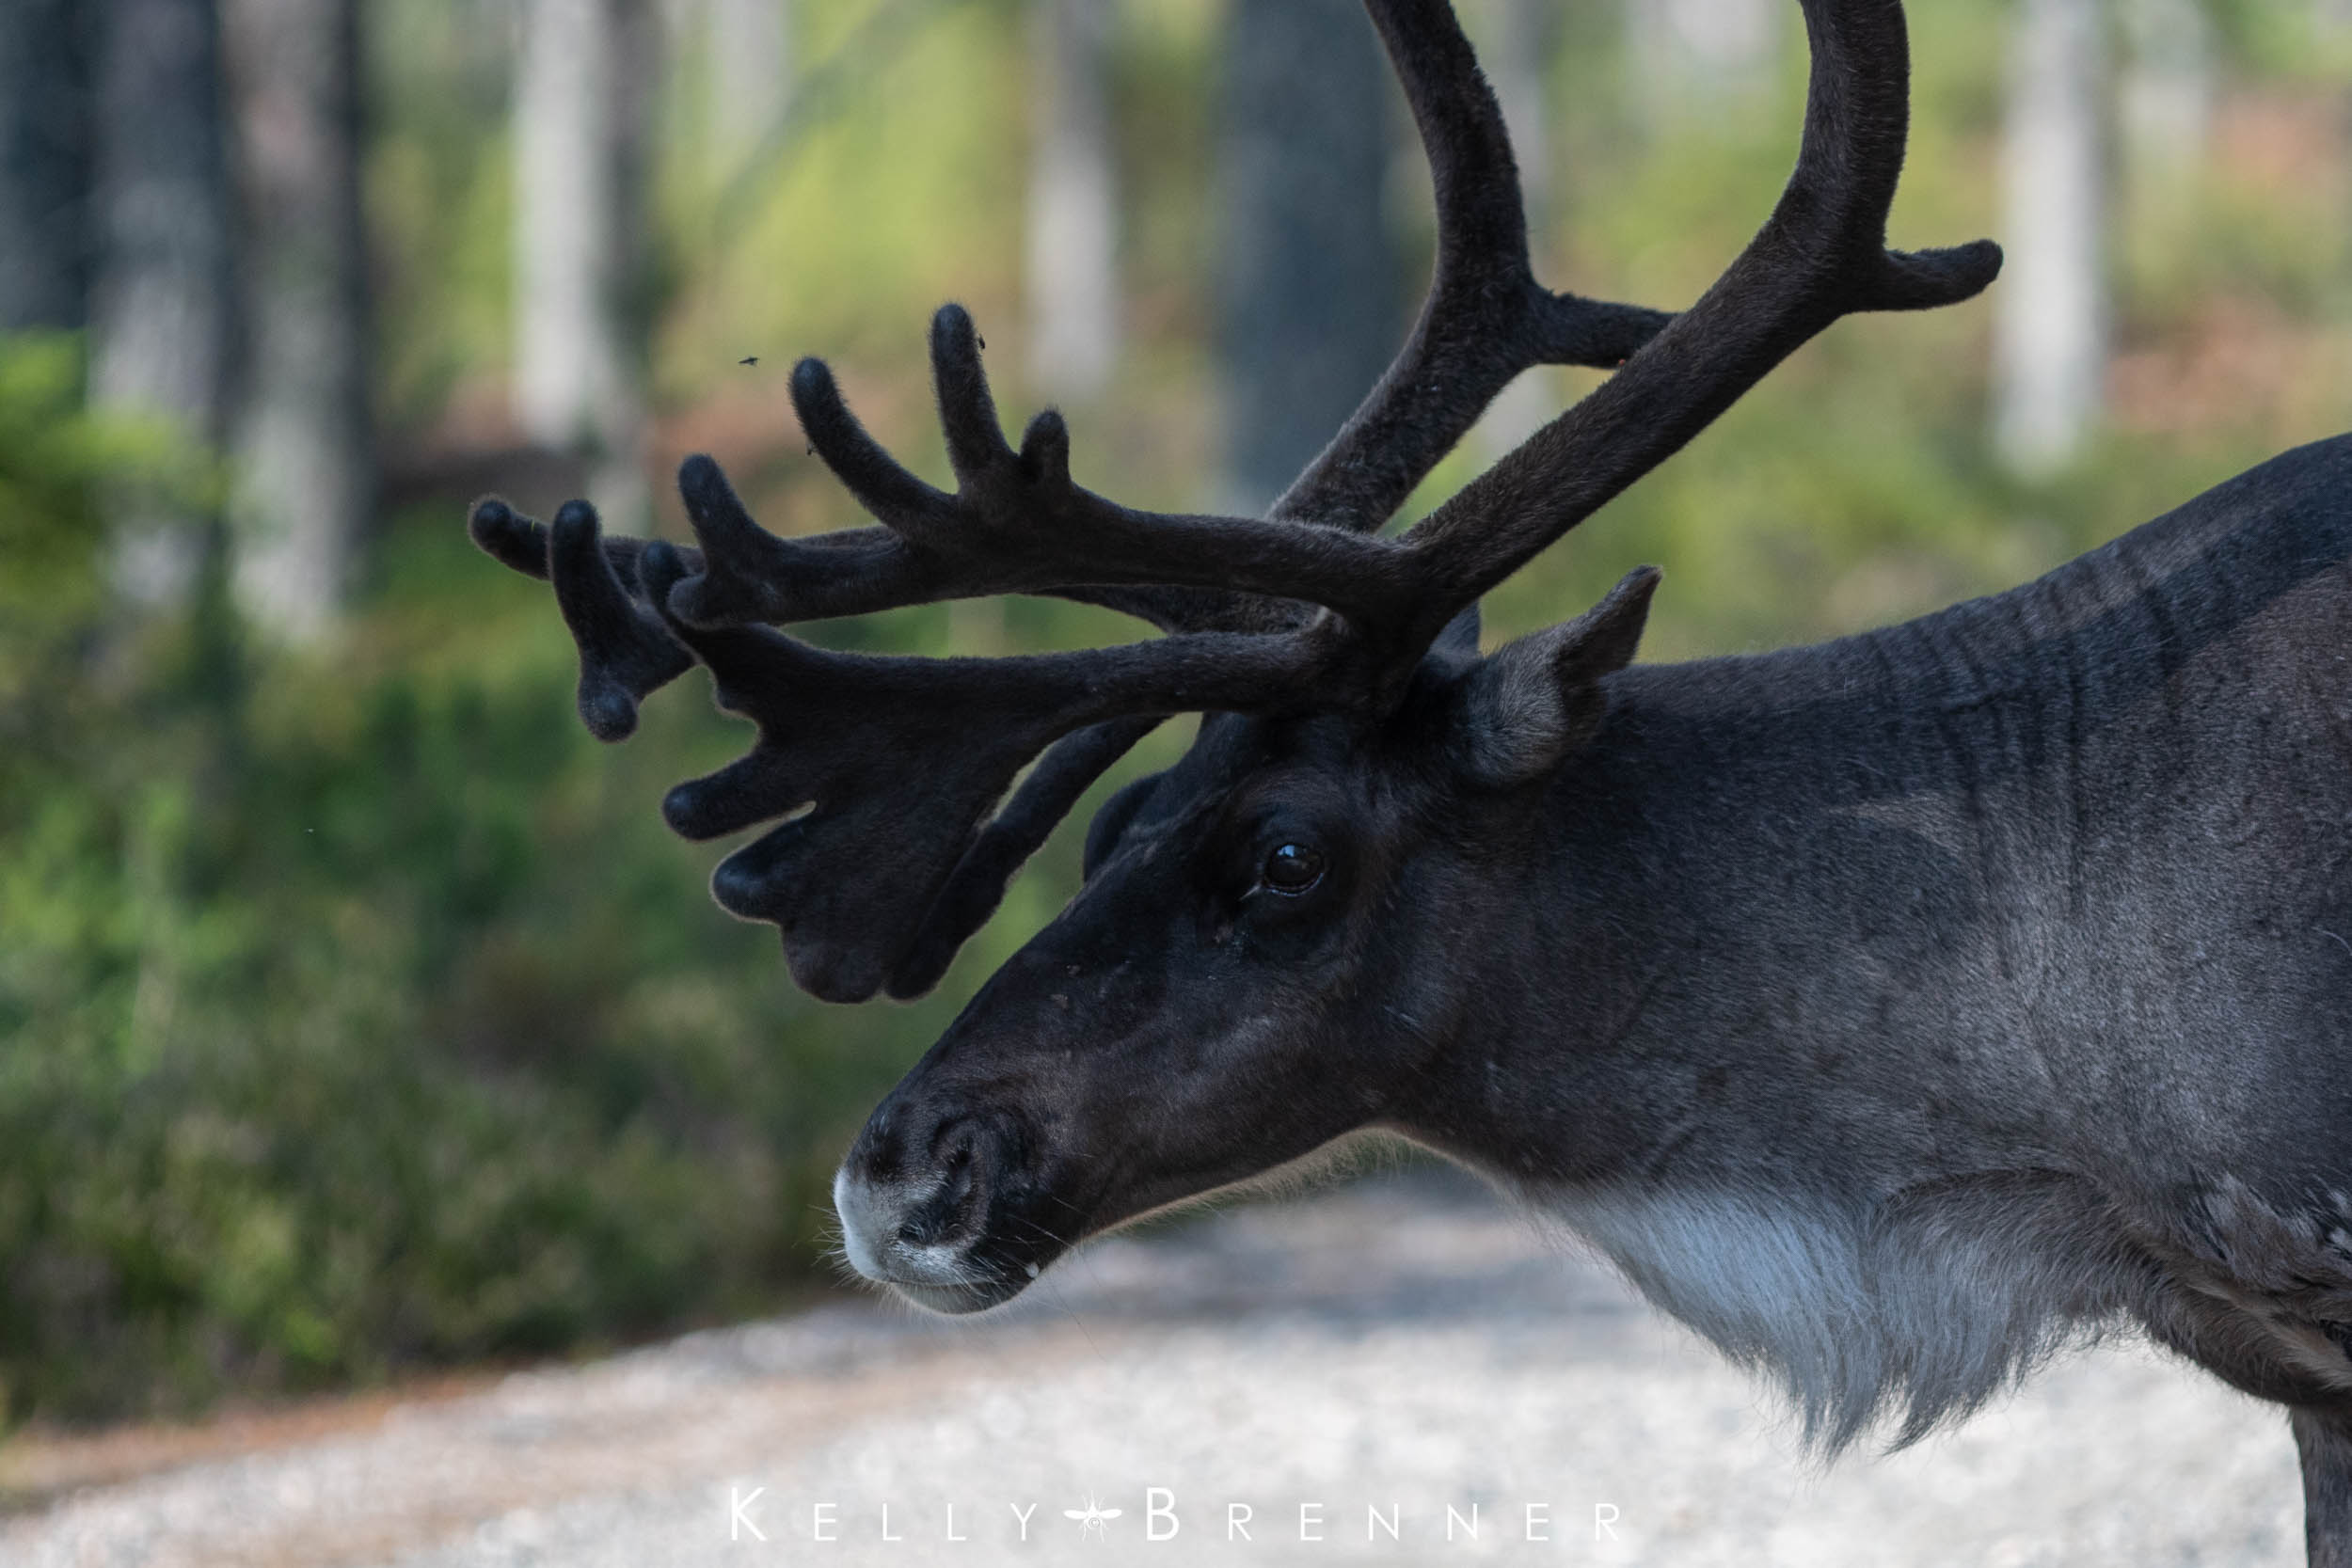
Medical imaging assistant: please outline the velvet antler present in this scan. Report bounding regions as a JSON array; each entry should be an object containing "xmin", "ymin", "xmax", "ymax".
[{"xmin": 473, "ymin": 0, "xmax": 1995, "ymax": 1004}]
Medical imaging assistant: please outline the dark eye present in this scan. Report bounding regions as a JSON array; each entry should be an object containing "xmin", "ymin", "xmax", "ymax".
[{"xmin": 1260, "ymin": 842, "xmax": 1326, "ymax": 895}]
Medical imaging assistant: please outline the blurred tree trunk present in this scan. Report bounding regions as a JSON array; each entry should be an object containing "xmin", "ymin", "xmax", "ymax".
[
  {"xmin": 515, "ymin": 0, "xmax": 658, "ymax": 530},
  {"xmin": 1025, "ymin": 0, "xmax": 1119, "ymax": 402},
  {"xmin": 1622, "ymin": 0, "xmax": 1780, "ymax": 126},
  {"xmin": 87, "ymin": 0, "xmax": 236, "ymax": 610},
  {"xmin": 218, "ymin": 0, "xmax": 373, "ymax": 641},
  {"xmin": 1485, "ymin": 0, "xmax": 1553, "ymax": 214},
  {"xmin": 705, "ymin": 0, "xmax": 789, "ymax": 173},
  {"xmin": 0, "ymin": 0, "xmax": 91, "ymax": 332},
  {"xmin": 1214, "ymin": 0, "xmax": 1398, "ymax": 516},
  {"xmin": 1992, "ymin": 0, "xmax": 2108, "ymax": 478},
  {"xmin": 1477, "ymin": 0, "xmax": 1558, "ymax": 459},
  {"xmin": 2119, "ymin": 0, "xmax": 2210, "ymax": 183}
]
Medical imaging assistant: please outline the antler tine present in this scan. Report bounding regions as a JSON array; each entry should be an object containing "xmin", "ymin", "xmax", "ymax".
[
  {"xmin": 1268, "ymin": 0, "xmax": 1676, "ymax": 536},
  {"xmin": 469, "ymin": 496, "xmax": 695, "ymax": 742},
  {"xmin": 468, "ymin": 493, "xmax": 703, "ymax": 587},
  {"xmin": 1387, "ymin": 0, "xmax": 2000, "ymax": 649},
  {"xmin": 663, "ymin": 305, "xmax": 1421, "ymax": 639}
]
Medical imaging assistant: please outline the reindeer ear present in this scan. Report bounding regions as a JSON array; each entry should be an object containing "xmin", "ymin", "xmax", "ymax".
[
  {"xmin": 1435, "ymin": 600, "xmax": 1482, "ymax": 656},
  {"xmin": 1450, "ymin": 566, "xmax": 1658, "ymax": 788}
]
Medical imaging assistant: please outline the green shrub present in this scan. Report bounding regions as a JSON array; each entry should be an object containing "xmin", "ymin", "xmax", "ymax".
[{"xmin": 0, "ymin": 335, "xmax": 935, "ymax": 1424}]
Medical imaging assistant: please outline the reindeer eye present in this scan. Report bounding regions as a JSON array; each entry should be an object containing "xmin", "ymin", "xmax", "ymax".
[{"xmin": 1261, "ymin": 843, "xmax": 1326, "ymax": 895}]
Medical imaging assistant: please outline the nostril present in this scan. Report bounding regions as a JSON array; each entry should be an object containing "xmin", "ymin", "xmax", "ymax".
[
  {"xmin": 927, "ymin": 1114, "xmax": 977, "ymax": 1163},
  {"xmin": 898, "ymin": 1132, "xmax": 989, "ymax": 1247},
  {"xmin": 849, "ymin": 1107, "xmax": 906, "ymax": 1185}
]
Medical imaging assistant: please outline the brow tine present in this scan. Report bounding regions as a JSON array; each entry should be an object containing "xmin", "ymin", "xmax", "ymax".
[{"xmin": 546, "ymin": 499, "xmax": 694, "ymax": 742}]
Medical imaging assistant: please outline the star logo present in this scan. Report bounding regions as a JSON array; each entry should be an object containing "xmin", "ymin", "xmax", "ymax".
[{"xmin": 1062, "ymin": 1494, "xmax": 1123, "ymax": 1541}]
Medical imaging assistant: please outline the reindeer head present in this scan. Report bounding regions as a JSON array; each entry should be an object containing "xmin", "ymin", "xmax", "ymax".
[{"xmin": 473, "ymin": 0, "xmax": 1997, "ymax": 1314}]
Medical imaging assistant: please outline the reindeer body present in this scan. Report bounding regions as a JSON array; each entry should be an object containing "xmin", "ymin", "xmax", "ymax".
[
  {"xmin": 1410, "ymin": 436, "xmax": 2352, "ymax": 1447},
  {"xmin": 478, "ymin": 0, "xmax": 2352, "ymax": 1554}
]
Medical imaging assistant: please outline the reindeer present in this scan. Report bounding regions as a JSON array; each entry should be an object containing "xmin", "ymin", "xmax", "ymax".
[{"xmin": 471, "ymin": 0, "xmax": 2352, "ymax": 1557}]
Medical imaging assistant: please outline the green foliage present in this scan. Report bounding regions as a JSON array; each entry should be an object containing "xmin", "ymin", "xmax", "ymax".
[
  {"xmin": 16, "ymin": 0, "xmax": 2352, "ymax": 1429},
  {"xmin": 0, "ymin": 337, "xmax": 929, "ymax": 1424},
  {"xmin": 0, "ymin": 318, "xmax": 1156, "ymax": 1428}
]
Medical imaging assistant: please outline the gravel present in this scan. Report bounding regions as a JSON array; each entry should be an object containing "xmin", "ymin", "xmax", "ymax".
[{"xmin": 0, "ymin": 1166, "xmax": 2305, "ymax": 1567}]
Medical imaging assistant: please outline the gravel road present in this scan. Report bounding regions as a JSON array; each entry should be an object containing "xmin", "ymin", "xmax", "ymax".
[{"xmin": 0, "ymin": 1166, "xmax": 2307, "ymax": 1567}]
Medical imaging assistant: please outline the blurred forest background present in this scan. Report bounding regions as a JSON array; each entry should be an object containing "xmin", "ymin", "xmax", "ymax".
[{"xmin": 4, "ymin": 0, "xmax": 2350, "ymax": 1428}]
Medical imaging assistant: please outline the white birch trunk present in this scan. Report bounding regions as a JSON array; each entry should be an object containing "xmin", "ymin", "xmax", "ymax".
[
  {"xmin": 515, "ymin": 0, "xmax": 656, "ymax": 528},
  {"xmin": 1992, "ymin": 0, "xmax": 2108, "ymax": 478},
  {"xmin": 705, "ymin": 0, "xmax": 789, "ymax": 172},
  {"xmin": 220, "ymin": 0, "xmax": 373, "ymax": 641},
  {"xmin": 2118, "ymin": 0, "xmax": 2210, "ymax": 177},
  {"xmin": 87, "ymin": 0, "xmax": 235, "ymax": 610},
  {"xmin": 1025, "ymin": 0, "xmax": 1120, "ymax": 401},
  {"xmin": 1478, "ymin": 0, "xmax": 1558, "ymax": 460},
  {"xmin": 1622, "ymin": 0, "xmax": 1780, "ymax": 124}
]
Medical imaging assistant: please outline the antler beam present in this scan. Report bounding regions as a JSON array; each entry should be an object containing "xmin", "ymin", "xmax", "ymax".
[
  {"xmin": 1388, "ymin": 0, "xmax": 2000, "ymax": 649},
  {"xmin": 473, "ymin": 0, "xmax": 1995, "ymax": 1005},
  {"xmin": 1270, "ymin": 0, "xmax": 1675, "ymax": 533}
]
